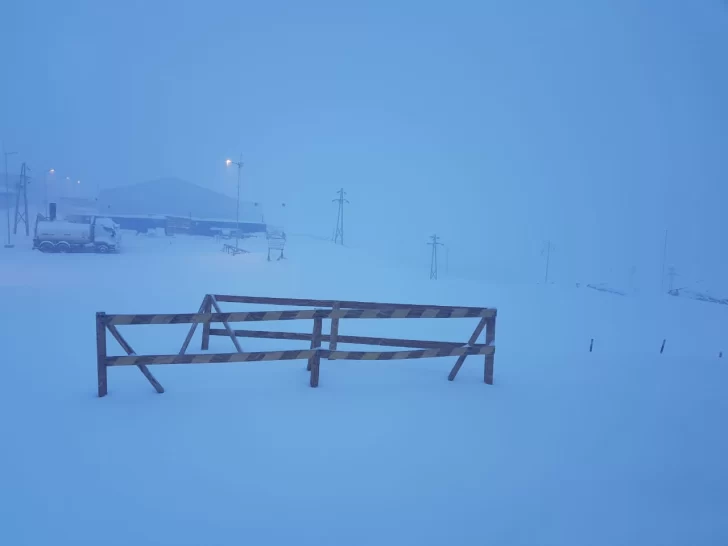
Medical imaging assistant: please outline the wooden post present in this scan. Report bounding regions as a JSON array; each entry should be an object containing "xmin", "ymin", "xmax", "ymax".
[
  {"xmin": 180, "ymin": 295, "xmax": 209, "ymax": 355},
  {"xmin": 660, "ymin": 339, "xmax": 666, "ymax": 354},
  {"xmin": 201, "ymin": 294, "xmax": 211, "ymax": 350},
  {"xmin": 484, "ymin": 315, "xmax": 496, "ymax": 385},
  {"xmin": 589, "ymin": 339, "xmax": 594, "ymax": 353},
  {"xmin": 96, "ymin": 312, "xmax": 108, "ymax": 397},
  {"xmin": 309, "ymin": 317, "xmax": 323, "ymax": 387},
  {"xmin": 329, "ymin": 302, "xmax": 340, "ymax": 355}
]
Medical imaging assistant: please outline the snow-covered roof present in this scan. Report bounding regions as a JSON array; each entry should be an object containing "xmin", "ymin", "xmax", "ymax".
[{"xmin": 97, "ymin": 178, "xmax": 263, "ymax": 223}]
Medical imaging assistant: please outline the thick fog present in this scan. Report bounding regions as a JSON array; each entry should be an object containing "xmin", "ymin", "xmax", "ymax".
[{"xmin": 1, "ymin": 0, "xmax": 727, "ymax": 289}]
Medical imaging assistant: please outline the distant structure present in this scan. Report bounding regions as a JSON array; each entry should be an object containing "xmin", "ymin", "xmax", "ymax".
[
  {"xmin": 97, "ymin": 178, "xmax": 262, "ymax": 222},
  {"xmin": 13, "ymin": 162, "xmax": 30, "ymax": 236},
  {"xmin": 332, "ymin": 188, "xmax": 348, "ymax": 245},
  {"xmin": 428, "ymin": 234, "xmax": 443, "ymax": 280},
  {"xmin": 541, "ymin": 240, "xmax": 555, "ymax": 284},
  {"xmin": 667, "ymin": 266, "xmax": 678, "ymax": 292},
  {"xmin": 660, "ymin": 230, "xmax": 668, "ymax": 293}
]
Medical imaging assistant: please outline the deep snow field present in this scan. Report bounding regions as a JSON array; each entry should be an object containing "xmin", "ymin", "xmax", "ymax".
[{"xmin": 1, "ymin": 228, "xmax": 727, "ymax": 546}]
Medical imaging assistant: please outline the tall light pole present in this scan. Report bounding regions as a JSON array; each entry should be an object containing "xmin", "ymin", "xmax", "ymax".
[
  {"xmin": 4, "ymin": 151, "xmax": 17, "ymax": 248},
  {"xmin": 225, "ymin": 154, "xmax": 243, "ymax": 250},
  {"xmin": 45, "ymin": 168, "xmax": 55, "ymax": 216}
]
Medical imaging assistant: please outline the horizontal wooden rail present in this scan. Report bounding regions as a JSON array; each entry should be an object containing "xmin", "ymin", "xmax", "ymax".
[
  {"xmin": 209, "ymin": 328, "xmax": 490, "ymax": 350},
  {"xmin": 106, "ymin": 345, "xmax": 494, "ymax": 367},
  {"xmin": 107, "ymin": 307, "xmax": 494, "ymax": 326},
  {"xmin": 213, "ymin": 294, "xmax": 495, "ymax": 316}
]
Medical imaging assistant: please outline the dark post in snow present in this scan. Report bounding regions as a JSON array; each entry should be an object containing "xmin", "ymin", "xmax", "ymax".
[
  {"xmin": 309, "ymin": 317, "xmax": 323, "ymax": 387},
  {"xmin": 96, "ymin": 312, "xmax": 108, "ymax": 397},
  {"xmin": 484, "ymin": 313, "xmax": 497, "ymax": 385},
  {"xmin": 332, "ymin": 188, "xmax": 348, "ymax": 245}
]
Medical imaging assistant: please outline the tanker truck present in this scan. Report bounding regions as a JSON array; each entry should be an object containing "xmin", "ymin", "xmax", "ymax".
[{"xmin": 33, "ymin": 216, "xmax": 121, "ymax": 253}]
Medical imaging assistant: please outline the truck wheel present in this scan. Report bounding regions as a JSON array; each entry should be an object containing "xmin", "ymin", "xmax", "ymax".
[
  {"xmin": 38, "ymin": 241, "xmax": 55, "ymax": 253},
  {"xmin": 56, "ymin": 242, "xmax": 71, "ymax": 253},
  {"xmin": 96, "ymin": 244, "xmax": 110, "ymax": 254}
]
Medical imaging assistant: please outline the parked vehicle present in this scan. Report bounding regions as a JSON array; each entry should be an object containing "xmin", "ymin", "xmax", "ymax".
[{"xmin": 33, "ymin": 216, "xmax": 121, "ymax": 253}]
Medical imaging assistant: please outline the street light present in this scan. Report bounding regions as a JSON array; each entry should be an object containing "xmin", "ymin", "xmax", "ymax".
[
  {"xmin": 4, "ymin": 151, "xmax": 17, "ymax": 248},
  {"xmin": 45, "ymin": 168, "xmax": 55, "ymax": 215},
  {"xmin": 225, "ymin": 154, "xmax": 243, "ymax": 250}
]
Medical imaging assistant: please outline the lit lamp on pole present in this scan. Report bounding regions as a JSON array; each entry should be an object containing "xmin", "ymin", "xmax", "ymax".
[
  {"xmin": 225, "ymin": 154, "xmax": 243, "ymax": 250},
  {"xmin": 45, "ymin": 168, "xmax": 55, "ymax": 215}
]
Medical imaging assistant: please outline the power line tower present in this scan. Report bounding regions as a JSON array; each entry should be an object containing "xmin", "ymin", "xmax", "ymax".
[
  {"xmin": 13, "ymin": 162, "xmax": 30, "ymax": 236},
  {"xmin": 541, "ymin": 240, "xmax": 555, "ymax": 284},
  {"xmin": 667, "ymin": 266, "xmax": 678, "ymax": 292},
  {"xmin": 332, "ymin": 188, "xmax": 348, "ymax": 245},
  {"xmin": 428, "ymin": 234, "xmax": 443, "ymax": 280}
]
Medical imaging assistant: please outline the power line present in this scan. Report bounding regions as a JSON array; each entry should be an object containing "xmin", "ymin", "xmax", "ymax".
[
  {"xmin": 332, "ymin": 188, "xmax": 349, "ymax": 245},
  {"xmin": 428, "ymin": 234, "xmax": 443, "ymax": 280}
]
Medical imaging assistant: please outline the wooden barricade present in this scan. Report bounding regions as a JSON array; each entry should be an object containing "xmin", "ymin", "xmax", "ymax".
[
  {"xmin": 96, "ymin": 294, "xmax": 497, "ymax": 397},
  {"xmin": 222, "ymin": 243, "xmax": 248, "ymax": 255}
]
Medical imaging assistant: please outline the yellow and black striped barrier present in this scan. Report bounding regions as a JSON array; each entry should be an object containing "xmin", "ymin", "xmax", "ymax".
[{"xmin": 96, "ymin": 294, "xmax": 497, "ymax": 397}]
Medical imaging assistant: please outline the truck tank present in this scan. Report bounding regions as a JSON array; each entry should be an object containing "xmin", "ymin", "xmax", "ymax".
[{"xmin": 35, "ymin": 221, "xmax": 92, "ymax": 244}]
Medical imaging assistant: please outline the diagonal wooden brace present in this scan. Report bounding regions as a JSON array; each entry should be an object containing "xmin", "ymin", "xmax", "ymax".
[
  {"xmin": 209, "ymin": 295, "xmax": 243, "ymax": 353},
  {"xmin": 179, "ymin": 295, "xmax": 210, "ymax": 355},
  {"xmin": 106, "ymin": 323, "xmax": 165, "ymax": 394},
  {"xmin": 448, "ymin": 317, "xmax": 488, "ymax": 381}
]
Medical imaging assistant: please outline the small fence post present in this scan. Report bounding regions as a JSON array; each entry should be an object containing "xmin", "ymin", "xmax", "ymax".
[
  {"xmin": 96, "ymin": 312, "xmax": 108, "ymax": 397},
  {"xmin": 201, "ymin": 295, "xmax": 212, "ymax": 350},
  {"xmin": 484, "ymin": 314, "xmax": 496, "ymax": 385},
  {"xmin": 329, "ymin": 302, "xmax": 340, "ymax": 354},
  {"xmin": 310, "ymin": 317, "xmax": 323, "ymax": 387}
]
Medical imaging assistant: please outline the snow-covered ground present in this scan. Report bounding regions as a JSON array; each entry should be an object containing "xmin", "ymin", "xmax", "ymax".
[{"xmin": 1, "ymin": 229, "xmax": 727, "ymax": 545}]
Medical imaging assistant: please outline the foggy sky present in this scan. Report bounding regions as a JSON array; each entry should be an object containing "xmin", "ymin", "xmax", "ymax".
[{"xmin": 1, "ymin": 0, "xmax": 727, "ymax": 289}]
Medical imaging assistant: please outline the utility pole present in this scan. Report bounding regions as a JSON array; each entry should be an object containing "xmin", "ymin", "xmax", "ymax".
[
  {"xmin": 428, "ymin": 234, "xmax": 443, "ymax": 280},
  {"xmin": 13, "ymin": 162, "xmax": 30, "ymax": 236},
  {"xmin": 332, "ymin": 188, "xmax": 348, "ymax": 245},
  {"xmin": 225, "ymin": 155, "xmax": 244, "ymax": 251},
  {"xmin": 542, "ymin": 240, "xmax": 554, "ymax": 284},
  {"xmin": 4, "ymin": 150, "xmax": 17, "ymax": 248},
  {"xmin": 660, "ymin": 229, "xmax": 668, "ymax": 293},
  {"xmin": 667, "ymin": 266, "xmax": 677, "ymax": 292}
]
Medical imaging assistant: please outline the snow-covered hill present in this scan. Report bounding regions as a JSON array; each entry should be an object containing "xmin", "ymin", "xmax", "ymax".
[{"xmin": 0, "ymin": 232, "xmax": 726, "ymax": 546}]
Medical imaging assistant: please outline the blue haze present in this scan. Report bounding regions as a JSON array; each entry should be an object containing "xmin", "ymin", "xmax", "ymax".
[{"xmin": 1, "ymin": 0, "xmax": 726, "ymax": 289}]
